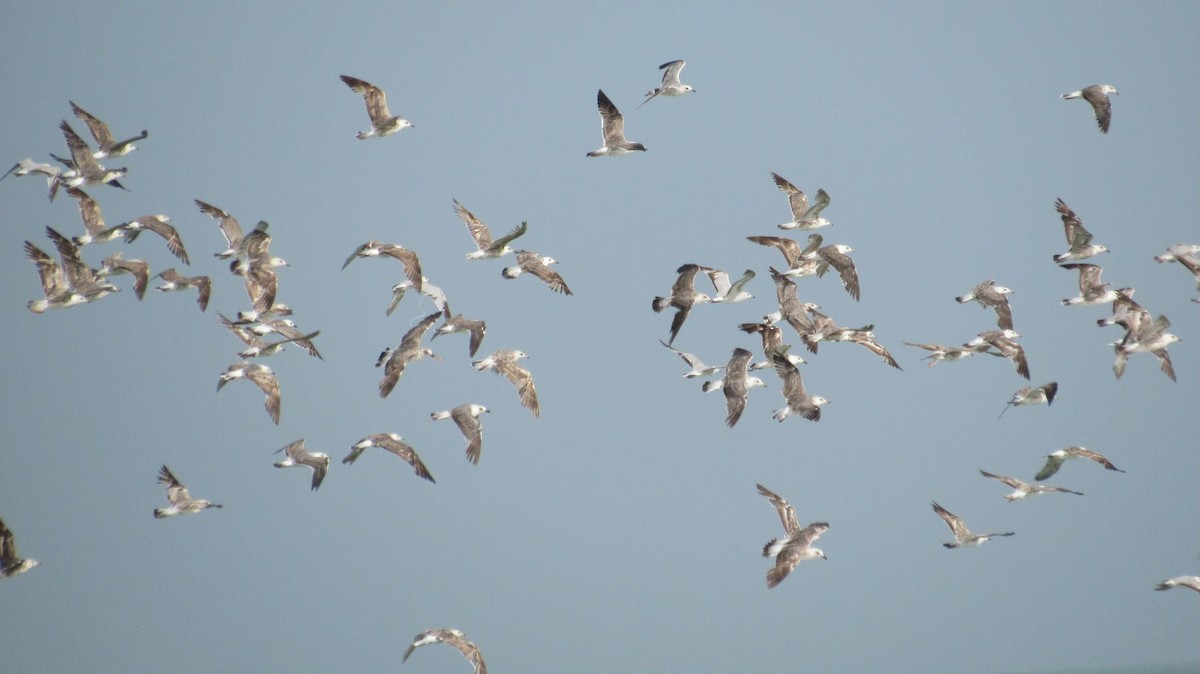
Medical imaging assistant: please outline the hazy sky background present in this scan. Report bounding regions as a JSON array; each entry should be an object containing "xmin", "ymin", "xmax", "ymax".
[{"xmin": 1, "ymin": 3, "xmax": 1197, "ymax": 673}]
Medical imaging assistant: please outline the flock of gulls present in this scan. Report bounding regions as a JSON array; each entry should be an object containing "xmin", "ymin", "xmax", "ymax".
[{"xmin": 3, "ymin": 59, "xmax": 1197, "ymax": 672}]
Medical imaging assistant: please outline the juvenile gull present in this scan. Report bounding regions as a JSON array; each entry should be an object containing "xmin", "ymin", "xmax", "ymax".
[
  {"xmin": 1154, "ymin": 576, "xmax": 1200, "ymax": 594},
  {"xmin": 343, "ymin": 433, "xmax": 434, "ymax": 483},
  {"xmin": 747, "ymin": 234, "xmax": 823, "ymax": 277},
  {"xmin": 473, "ymin": 349, "xmax": 539, "ymax": 418},
  {"xmin": 236, "ymin": 317, "xmax": 322, "ymax": 359},
  {"xmin": 1097, "ymin": 287, "xmax": 1147, "ymax": 332},
  {"xmin": 638, "ymin": 59, "xmax": 695, "ymax": 108},
  {"xmin": 770, "ymin": 173, "xmax": 832, "ymax": 230},
  {"xmin": 815, "ymin": 242, "xmax": 860, "ymax": 301},
  {"xmin": 586, "ymin": 89, "xmax": 645, "ymax": 157},
  {"xmin": 1154, "ymin": 244, "xmax": 1200, "ymax": 292},
  {"xmin": 342, "ymin": 240, "xmax": 423, "ymax": 292},
  {"xmin": 431, "ymin": 404, "xmax": 490, "ymax": 465},
  {"xmin": 502, "ymin": 250, "xmax": 573, "ymax": 295},
  {"xmin": 377, "ymin": 311, "xmax": 441, "ymax": 398},
  {"xmin": 44, "ymin": 226, "xmax": 119, "ymax": 302},
  {"xmin": 194, "ymin": 199, "xmax": 245, "ymax": 259},
  {"xmin": 659, "ymin": 339, "xmax": 723, "ymax": 378},
  {"xmin": 98, "ymin": 252, "xmax": 149, "ymax": 300},
  {"xmin": 218, "ymin": 313, "xmax": 319, "ymax": 359},
  {"xmin": 121, "ymin": 215, "xmax": 191, "ymax": 265},
  {"xmin": 339, "ymin": 74, "xmax": 412, "ymax": 139},
  {"xmin": 756, "ymin": 483, "xmax": 828, "ymax": 589},
  {"xmin": 967, "ymin": 329, "xmax": 1030, "ymax": 379},
  {"xmin": 999, "ymin": 381, "xmax": 1058, "ymax": 418},
  {"xmin": 1112, "ymin": 313, "xmax": 1179, "ymax": 382},
  {"xmin": 70, "ymin": 100, "xmax": 147, "ymax": 158},
  {"xmin": 53, "ymin": 120, "xmax": 127, "ymax": 196},
  {"xmin": 432, "ymin": 307, "xmax": 486, "ymax": 357},
  {"xmin": 24, "ymin": 240, "xmax": 88, "ymax": 313},
  {"xmin": 931, "ymin": 501, "xmax": 1013, "ymax": 549},
  {"xmin": 453, "ymin": 199, "xmax": 527, "ymax": 260},
  {"xmin": 955, "ymin": 279, "xmax": 1014, "ymax": 330},
  {"xmin": 903, "ymin": 341, "xmax": 984, "ymax": 366},
  {"xmin": 652, "ymin": 263, "xmax": 712, "ymax": 345},
  {"xmin": 65, "ymin": 187, "xmax": 122, "ymax": 246},
  {"xmin": 402, "ymin": 628, "xmax": 487, "ymax": 674},
  {"xmin": 388, "ymin": 277, "xmax": 449, "ymax": 316},
  {"xmin": 272, "ymin": 439, "xmax": 330, "ymax": 491},
  {"xmin": 217, "ymin": 361, "xmax": 282, "ymax": 424},
  {"xmin": 738, "ymin": 319, "xmax": 805, "ymax": 371},
  {"xmin": 1053, "ymin": 198, "xmax": 1109, "ymax": 263},
  {"xmin": 0, "ymin": 515, "xmax": 39, "ymax": 578},
  {"xmin": 1061, "ymin": 84, "xmax": 1118, "ymax": 133},
  {"xmin": 153, "ymin": 465, "xmax": 222, "ymax": 518},
  {"xmin": 1035, "ymin": 446, "xmax": 1125, "ymax": 481},
  {"xmin": 802, "ymin": 308, "xmax": 901, "ymax": 369},
  {"xmin": 155, "ymin": 268, "xmax": 211, "ymax": 312},
  {"xmin": 979, "ymin": 469, "xmax": 1083, "ymax": 501},
  {"xmin": 720, "ymin": 347, "xmax": 766, "ymax": 427},
  {"xmin": 1060, "ymin": 263, "xmax": 1119, "ymax": 306},
  {"xmin": 769, "ymin": 345, "xmax": 828, "ymax": 422}
]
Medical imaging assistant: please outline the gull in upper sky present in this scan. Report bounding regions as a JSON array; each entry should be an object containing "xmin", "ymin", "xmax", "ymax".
[
  {"xmin": 756, "ymin": 483, "xmax": 828, "ymax": 589},
  {"xmin": 97, "ymin": 252, "xmax": 149, "ymax": 300},
  {"xmin": 1035, "ymin": 446, "xmax": 1125, "ymax": 481},
  {"xmin": 720, "ymin": 347, "xmax": 767, "ymax": 427},
  {"xmin": 70, "ymin": 100, "xmax": 147, "ymax": 158},
  {"xmin": 770, "ymin": 173, "xmax": 832, "ymax": 230},
  {"xmin": 342, "ymin": 240, "xmax": 423, "ymax": 292},
  {"xmin": 704, "ymin": 268, "xmax": 755, "ymax": 304},
  {"xmin": 153, "ymin": 465, "xmax": 222, "ymax": 518},
  {"xmin": 155, "ymin": 268, "xmax": 211, "ymax": 312},
  {"xmin": 1154, "ymin": 576, "xmax": 1200, "ymax": 594},
  {"xmin": 586, "ymin": 89, "xmax": 645, "ymax": 157},
  {"xmin": 473, "ymin": 349, "xmax": 539, "ymax": 418},
  {"xmin": 453, "ymin": 199, "xmax": 527, "ymax": 260},
  {"xmin": 339, "ymin": 74, "xmax": 412, "ymax": 139},
  {"xmin": 194, "ymin": 199, "xmax": 246, "ymax": 259},
  {"xmin": 747, "ymin": 234, "xmax": 823, "ymax": 277},
  {"xmin": 1053, "ymin": 198, "xmax": 1109, "ymax": 263},
  {"xmin": 431, "ymin": 403, "xmax": 490, "ymax": 465},
  {"xmin": 738, "ymin": 318, "xmax": 806, "ymax": 372},
  {"xmin": 343, "ymin": 433, "xmax": 434, "ymax": 483},
  {"xmin": 802, "ymin": 307, "xmax": 902, "ymax": 369},
  {"xmin": 1154, "ymin": 244, "xmax": 1200, "ymax": 293},
  {"xmin": 815, "ymin": 241, "xmax": 861, "ymax": 301},
  {"xmin": 53, "ymin": 120, "xmax": 127, "ymax": 197},
  {"xmin": 272, "ymin": 439, "xmax": 330, "ymax": 491},
  {"xmin": 120, "ymin": 215, "xmax": 191, "ymax": 265},
  {"xmin": 760, "ymin": 267, "xmax": 822, "ymax": 339},
  {"xmin": 24, "ymin": 240, "xmax": 89, "ymax": 313},
  {"xmin": 967, "ymin": 329, "xmax": 1030, "ymax": 379},
  {"xmin": 660, "ymin": 339, "xmax": 723, "ymax": 378},
  {"xmin": 652, "ymin": 263, "xmax": 712, "ymax": 345},
  {"xmin": 377, "ymin": 311, "xmax": 441, "ymax": 398},
  {"xmin": 217, "ymin": 361, "xmax": 282, "ymax": 424},
  {"xmin": 979, "ymin": 469, "xmax": 1083, "ymax": 501},
  {"xmin": 638, "ymin": 59, "xmax": 695, "ymax": 108},
  {"xmin": 389, "ymin": 277, "xmax": 449, "ymax": 316},
  {"xmin": 0, "ymin": 515, "xmax": 38, "ymax": 579},
  {"xmin": 403, "ymin": 628, "xmax": 487, "ymax": 674},
  {"xmin": 1061, "ymin": 84, "xmax": 1118, "ymax": 133},
  {"xmin": 999, "ymin": 381, "xmax": 1058, "ymax": 418},
  {"xmin": 1, "ymin": 158, "xmax": 62, "ymax": 198},
  {"xmin": 769, "ymin": 345, "xmax": 828, "ymax": 422},
  {"xmin": 1060, "ymin": 263, "xmax": 1119, "ymax": 306},
  {"xmin": 931, "ymin": 501, "xmax": 1013, "ymax": 549},
  {"xmin": 44, "ymin": 226, "xmax": 119, "ymax": 303},
  {"xmin": 432, "ymin": 306, "xmax": 486, "ymax": 357},
  {"xmin": 1112, "ymin": 313, "xmax": 1179, "ymax": 382},
  {"xmin": 65, "ymin": 187, "xmax": 123, "ymax": 247},
  {"xmin": 502, "ymin": 250, "xmax": 573, "ymax": 295},
  {"xmin": 955, "ymin": 279, "xmax": 1014, "ymax": 330}
]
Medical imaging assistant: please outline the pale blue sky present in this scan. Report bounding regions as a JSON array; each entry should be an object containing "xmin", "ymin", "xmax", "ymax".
[{"xmin": 2, "ymin": 3, "xmax": 1197, "ymax": 673}]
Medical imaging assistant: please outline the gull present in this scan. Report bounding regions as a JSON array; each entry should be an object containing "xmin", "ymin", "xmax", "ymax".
[
  {"xmin": 747, "ymin": 234, "xmax": 823, "ymax": 277},
  {"xmin": 802, "ymin": 308, "xmax": 902, "ymax": 369},
  {"xmin": 1154, "ymin": 244, "xmax": 1200, "ymax": 292},
  {"xmin": 815, "ymin": 242, "xmax": 860, "ymax": 301},
  {"xmin": 652, "ymin": 263, "xmax": 712, "ymax": 345},
  {"xmin": 195, "ymin": 199, "xmax": 245, "ymax": 259},
  {"xmin": 705, "ymin": 268, "xmax": 755, "ymax": 304},
  {"xmin": 98, "ymin": 251, "xmax": 149, "ymax": 300},
  {"xmin": 0, "ymin": 515, "xmax": 39, "ymax": 578},
  {"xmin": 770, "ymin": 173, "xmax": 832, "ymax": 230},
  {"xmin": 756, "ymin": 483, "xmax": 828, "ymax": 589},
  {"xmin": 955, "ymin": 279, "xmax": 1014, "ymax": 330},
  {"xmin": 769, "ymin": 345, "xmax": 828, "ymax": 422},
  {"xmin": 659, "ymin": 339, "xmax": 723, "ymax": 378},
  {"xmin": 453, "ymin": 199, "xmax": 527, "ymax": 260},
  {"xmin": 155, "ymin": 268, "xmax": 211, "ymax": 311},
  {"xmin": 1035, "ymin": 446, "xmax": 1125, "ymax": 481},
  {"xmin": 342, "ymin": 240, "xmax": 423, "ymax": 291},
  {"xmin": 931, "ymin": 501, "xmax": 1014, "ymax": 549},
  {"xmin": 738, "ymin": 319, "xmax": 805, "ymax": 372},
  {"xmin": 761, "ymin": 267, "xmax": 821, "ymax": 338},
  {"xmin": 343, "ymin": 433, "xmax": 435, "ymax": 483},
  {"xmin": 239, "ymin": 317, "xmax": 322, "ymax": 359},
  {"xmin": 1097, "ymin": 287, "xmax": 1147, "ymax": 332},
  {"xmin": 153, "ymin": 465, "xmax": 222, "ymax": 518},
  {"xmin": 999, "ymin": 381, "xmax": 1058, "ymax": 418},
  {"xmin": 217, "ymin": 361, "xmax": 281, "ymax": 424},
  {"xmin": 431, "ymin": 307, "xmax": 486, "ymax": 357},
  {"xmin": 638, "ymin": 59, "xmax": 695, "ymax": 108},
  {"xmin": 1, "ymin": 158, "xmax": 61, "ymax": 197},
  {"xmin": 473, "ymin": 349, "xmax": 539, "ymax": 418},
  {"xmin": 967, "ymin": 329, "xmax": 1030, "ymax": 379},
  {"xmin": 64, "ymin": 187, "xmax": 123, "ymax": 247},
  {"xmin": 1061, "ymin": 84, "xmax": 1118, "ymax": 133},
  {"xmin": 377, "ymin": 311, "xmax": 441, "ymax": 398},
  {"xmin": 403, "ymin": 628, "xmax": 487, "ymax": 674},
  {"xmin": 339, "ymin": 74, "xmax": 412, "ymax": 139},
  {"xmin": 272, "ymin": 439, "xmax": 330, "ymax": 491},
  {"xmin": 53, "ymin": 120, "xmax": 127, "ymax": 196},
  {"xmin": 1155, "ymin": 576, "xmax": 1200, "ymax": 594},
  {"xmin": 1113, "ymin": 313, "xmax": 1179, "ymax": 382},
  {"xmin": 903, "ymin": 341, "xmax": 985, "ymax": 366},
  {"xmin": 120, "ymin": 215, "xmax": 191, "ymax": 265},
  {"xmin": 721, "ymin": 347, "xmax": 766, "ymax": 427},
  {"xmin": 1053, "ymin": 198, "xmax": 1109, "ymax": 263},
  {"xmin": 218, "ymin": 313, "xmax": 319, "ymax": 359},
  {"xmin": 1060, "ymin": 263, "xmax": 1119, "ymax": 306},
  {"xmin": 24, "ymin": 240, "xmax": 88, "ymax": 313},
  {"xmin": 502, "ymin": 250, "xmax": 572, "ymax": 295},
  {"xmin": 70, "ymin": 100, "xmax": 147, "ymax": 158},
  {"xmin": 979, "ymin": 469, "xmax": 1083, "ymax": 501},
  {"xmin": 388, "ymin": 277, "xmax": 449, "ymax": 316},
  {"xmin": 44, "ymin": 226, "xmax": 119, "ymax": 302},
  {"xmin": 431, "ymin": 403, "xmax": 490, "ymax": 465},
  {"xmin": 586, "ymin": 89, "xmax": 645, "ymax": 157}
]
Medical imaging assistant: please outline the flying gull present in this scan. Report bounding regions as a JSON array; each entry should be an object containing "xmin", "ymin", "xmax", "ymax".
[
  {"xmin": 815, "ymin": 241, "xmax": 861, "ymax": 301},
  {"xmin": 738, "ymin": 318, "xmax": 806, "ymax": 371},
  {"xmin": 704, "ymin": 268, "xmax": 755, "ymax": 304},
  {"xmin": 218, "ymin": 313, "xmax": 319, "ymax": 359},
  {"xmin": 43, "ymin": 226, "xmax": 119, "ymax": 303},
  {"xmin": 1154, "ymin": 576, "xmax": 1200, "ymax": 594},
  {"xmin": 1061, "ymin": 84, "xmax": 1118, "ymax": 133},
  {"xmin": 339, "ymin": 74, "xmax": 412, "ymax": 139},
  {"xmin": 999, "ymin": 381, "xmax": 1058, "ymax": 418},
  {"xmin": 967, "ymin": 329, "xmax": 1030, "ymax": 379},
  {"xmin": 23, "ymin": 240, "xmax": 89, "ymax": 313},
  {"xmin": 1035, "ymin": 446, "xmax": 1125, "ymax": 481},
  {"xmin": 69, "ymin": 100, "xmax": 147, "ymax": 158},
  {"xmin": 0, "ymin": 515, "xmax": 39, "ymax": 578},
  {"xmin": 756, "ymin": 483, "xmax": 828, "ymax": 589},
  {"xmin": 234, "ymin": 317, "xmax": 323, "ymax": 359},
  {"xmin": 770, "ymin": 173, "xmax": 832, "ymax": 230},
  {"xmin": 377, "ymin": 311, "xmax": 441, "ymax": 398},
  {"xmin": 747, "ymin": 234, "xmax": 823, "ymax": 277},
  {"xmin": 194, "ymin": 199, "xmax": 245, "ymax": 259},
  {"xmin": 1112, "ymin": 313, "xmax": 1179, "ymax": 382},
  {"xmin": 431, "ymin": 307, "xmax": 486, "ymax": 357},
  {"xmin": 120, "ymin": 214, "xmax": 191, "ymax": 265},
  {"xmin": 453, "ymin": 199, "xmax": 527, "ymax": 260},
  {"xmin": 652, "ymin": 263, "xmax": 712, "ymax": 345},
  {"xmin": 431, "ymin": 403, "xmax": 490, "ymax": 465},
  {"xmin": 343, "ymin": 240, "xmax": 423, "ymax": 292},
  {"xmin": 930, "ymin": 501, "xmax": 1013, "ymax": 549},
  {"xmin": 586, "ymin": 89, "xmax": 645, "ymax": 157},
  {"xmin": 473, "ymin": 349, "xmax": 539, "ymax": 418},
  {"xmin": 388, "ymin": 277, "xmax": 449, "ymax": 316},
  {"xmin": 155, "ymin": 268, "xmax": 211, "ymax": 311},
  {"xmin": 153, "ymin": 465, "xmax": 222, "ymax": 518},
  {"xmin": 720, "ymin": 347, "xmax": 767, "ymax": 427},
  {"xmin": 1154, "ymin": 244, "xmax": 1200, "ymax": 293},
  {"xmin": 1060, "ymin": 263, "xmax": 1119, "ymax": 306},
  {"xmin": 343, "ymin": 433, "xmax": 435, "ymax": 483},
  {"xmin": 1053, "ymin": 198, "xmax": 1109, "ymax": 263},
  {"xmin": 955, "ymin": 279, "xmax": 1014, "ymax": 330},
  {"xmin": 759, "ymin": 267, "xmax": 822, "ymax": 339},
  {"xmin": 979, "ymin": 469, "xmax": 1083, "ymax": 501},
  {"xmin": 659, "ymin": 339, "xmax": 723, "ymax": 378},
  {"xmin": 769, "ymin": 345, "xmax": 828, "ymax": 422},
  {"xmin": 903, "ymin": 341, "xmax": 986, "ymax": 366},
  {"xmin": 64, "ymin": 187, "xmax": 123, "ymax": 247},
  {"xmin": 502, "ymin": 250, "xmax": 573, "ymax": 295},
  {"xmin": 217, "ymin": 361, "xmax": 282, "ymax": 424},
  {"xmin": 802, "ymin": 308, "xmax": 902, "ymax": 369},
  {"xmin": 638, "ymin": 59, "xmax": 695, "ymax": 108},
  {"xmin": 272, "ymin": 439, "xmax": 330, "ymax": 491},
  {"xmin": 97, "ymin": 252, "xmax": 149, "ymax": 300},
  {"xmin": 1, "ymin": 158, "xmax": 62, "ymax": 198},
  {"xmin": 53, "ymin": 120, "xmax": 127, "ymax": 196},
  {"xmin": 402, "ymin": 628, "xmax": 487, "ymax": 674}
]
